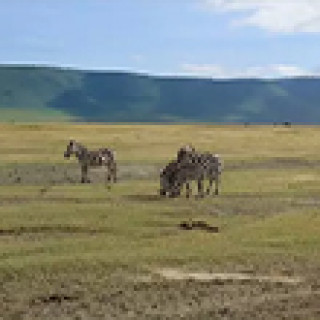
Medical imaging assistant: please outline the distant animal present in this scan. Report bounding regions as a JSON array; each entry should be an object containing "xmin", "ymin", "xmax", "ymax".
[
  {"xmin": 282, "ymin": 121, "xmax": 292, "ymax": 127},
  {"xmin": 63, "ymin": 140, "xmax": 117, "ymax": 185},
  {"xmin": 160, "ymin": 146, "xmax": 222, "ymax": 198}
]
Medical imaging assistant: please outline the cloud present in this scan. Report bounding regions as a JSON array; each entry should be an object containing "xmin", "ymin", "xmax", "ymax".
[
  {"xmin": 180, "ymin": 63, "xmax": 320, "ymax": 78},
  {"xmin": 204, "ymin": 0, "xmax": 320, "ymax": 33},
  {"xmin": 132, "ymin": 54, "xmax": 144, "ymax": 63}
]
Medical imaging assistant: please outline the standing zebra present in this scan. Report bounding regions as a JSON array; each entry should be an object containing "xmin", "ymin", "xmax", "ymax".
[
  {"xmin": 160, "ymin": 145, "xmax": 222, "ymax": 198},
  {"xmin": 64, "ymin": 140, "xmax": 117, "ymax": 185}
]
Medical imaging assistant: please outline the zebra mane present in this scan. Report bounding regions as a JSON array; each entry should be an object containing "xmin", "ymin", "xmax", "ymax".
[
  {"xmin": 69, "ymin": 141, "xmax": 89, "ymax": 160},
  {"xmin": 73, "ymin": 141, "xmax": 88, "ymax": 152}
]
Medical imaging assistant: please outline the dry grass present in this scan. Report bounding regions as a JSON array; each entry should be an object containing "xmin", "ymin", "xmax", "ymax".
[
  {"xmin": 1, "ymin": 123, "xmax": 320, "ymax": 164},
  {"xmin": 1, "ymin": 124, "xmax": 320, "ymax": 319}
]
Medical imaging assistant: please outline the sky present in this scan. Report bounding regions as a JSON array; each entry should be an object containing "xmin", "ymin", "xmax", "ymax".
[{"xmin": 1, "ymin": 0, "xmax": 320, "ymax": 78}]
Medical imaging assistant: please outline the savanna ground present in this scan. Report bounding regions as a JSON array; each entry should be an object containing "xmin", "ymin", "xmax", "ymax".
[{"xmin": 1, "ymin": 123, "xmax": 320, "ymax": 319}]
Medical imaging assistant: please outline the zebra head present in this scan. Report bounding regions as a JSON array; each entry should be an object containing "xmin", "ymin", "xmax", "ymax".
[
  {"xmin": 64, "ymin": 140, "xmax": 82, "ymax": 159},
  {"xmin": 159, "ymin": 168, "xmax": 168, "ymax": 196},
  {"xmin": 177, "ymin": 144, "xmax": 196, "ymax": 163},
  {"xmin": 159, "ymin": 162, "xmax": 182, "ymax": 198}
]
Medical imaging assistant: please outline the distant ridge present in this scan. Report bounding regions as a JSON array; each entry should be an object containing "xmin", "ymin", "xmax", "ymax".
[{"xmin": 1, "ymin": 64, "xmax": 320, "ymax": 123}]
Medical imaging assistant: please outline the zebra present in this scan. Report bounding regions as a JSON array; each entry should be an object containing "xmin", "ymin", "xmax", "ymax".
[
  {"xmin": 159, "ymin": 160, "xmax": 183, "ymax": 198},
  {"xmin": 178, "ymin": 145, "xmax": 223, "ymax": 197},
  {"xmin": 63, "ymin": 140, "xmax": 117, "ymax": 185},
  {"xmin": 160, "ymin": 146, "xmax": 222, "ymax": 198}
]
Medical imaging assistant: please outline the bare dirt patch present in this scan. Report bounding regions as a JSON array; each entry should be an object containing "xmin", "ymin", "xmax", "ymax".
[
  {"xmin": 0, "ymin": 163, "xmax": 162, "ymax": 186},
  {"xmin": 2, "ymin": 269, "xmax": 319, "ymax": 320},
  {"xmin": 0, "ymin": 158, "xmax": 318, "ymax": 186},
  {"xmin": 155, "ymin": 268, "xmax": 303, "ymax": 285}
]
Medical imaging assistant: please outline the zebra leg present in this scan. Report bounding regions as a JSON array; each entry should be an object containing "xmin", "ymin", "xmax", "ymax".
[
  {"xmin": 198, "ymin": 179, "xmax": 205, "ymax": 198},
  {"xmin": 215, "ymin": 175, "xmax": 220, "ymax": 195},
  {"xmin": 186, "ymin": 182, "xmax": 192, "ymax": 198},
  {"xmin": 105, "ymin": 165, "xmax": 112, "ymax": 189},
  {"xmin": 81, "ymin": 164, "xmax": 90, "ymax": 183},
  {"xmin": 206, "ymin": 177, "xmax": 213, "ymax": 195},
  {"xmin": 112, "ymin": 161, "xmax": 117, "ymax": 183}
]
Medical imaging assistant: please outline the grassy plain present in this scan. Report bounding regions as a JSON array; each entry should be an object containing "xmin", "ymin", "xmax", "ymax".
[
  {"xmin": 0, "ymin": 124, "xmax": 320, "ymax": 319},
  {"xmin": 1, "ymin": 123, "xmax": 320, "ymax": 163}
]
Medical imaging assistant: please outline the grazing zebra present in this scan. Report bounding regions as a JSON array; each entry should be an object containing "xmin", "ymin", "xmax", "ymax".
[
  {"xmin": 63, "ymin": 140, "xmax": 117, "ymax": 185},
  {"xmin": 159, "ymin": 160, "xmax": 183, "ymax": 198},
  {"xmin": 160, "ymin": 146, "xmax": 222, "ymax": 198}
]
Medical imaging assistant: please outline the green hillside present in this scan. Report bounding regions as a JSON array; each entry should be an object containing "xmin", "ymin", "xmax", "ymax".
[{"xmin": 1, "ymin": 64, "xmax": 320, "ymax": 123}]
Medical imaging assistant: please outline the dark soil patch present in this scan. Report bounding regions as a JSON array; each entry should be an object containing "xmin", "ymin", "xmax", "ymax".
[
  {"xmin": 0, "ymin": 196, "xmax": 113, "ymax": 206},
  {"xmin": 0, "ymin": 225, "xmax": 108, "ymax": 236},
  {"xmin": 124, "ymin": 194, "xmax": 162, "ymax": 202},
  {"xmin": 179, "ymin": 220, "xmax": 219, "ymax": 233},
  {"xmin": 31, "ymin": 294, "xmax": 78, "ymax": 305},
  {"xmin": 227, "ymin": 157, "xmax": 320, "ymax": 170}
]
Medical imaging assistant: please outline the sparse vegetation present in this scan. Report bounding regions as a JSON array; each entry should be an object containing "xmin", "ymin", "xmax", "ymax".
[{"xmin": 0, "ymin": 124, "xmax": 320, "ymax": 319}]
